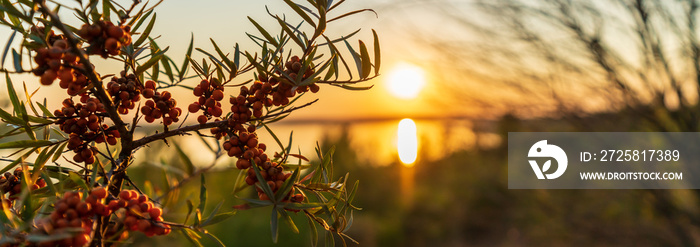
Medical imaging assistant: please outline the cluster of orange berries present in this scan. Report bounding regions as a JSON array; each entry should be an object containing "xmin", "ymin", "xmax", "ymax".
[
  {"xmin": 113, "ymin": 189, "xmax": 171, "ymax": 237},
  {"xmin": 0, "ymin": 168, "xmax": 46, "ymax": 203},
  {"xmin": 208, "ymin": 56, "xmax": 320, "ymax": 201},
  {"xmin": 107, "ymin": 72, "xmax": 143, "ymax": 114},
  {"xmin": 29, "ymin": 188, "xmax": 170, "ymax": 247},
  {"xmin": 54, "ymin": 97, "xmax": 119, "ymax": 164},
  {"xmin": 188, "ymin": 78, "xmax": 225, "ymax": 124},
  {"xmin": 32, "ymin": 38, "xmax": 91, "ymax": 96},
  {"xmin": 140, "ymin": 80, "xmax": 182, "ymax": 126},
  {"xmin": 32, "ymin": 188, "xmax": 109, "ymax": 247},
  {"xmin": 78, "ymin": 21, "xmax": 132, "ymax": 58}
]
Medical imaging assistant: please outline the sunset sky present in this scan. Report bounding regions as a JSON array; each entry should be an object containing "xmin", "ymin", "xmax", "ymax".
[{"xmin": 0, "ymin": 0, "xmax": 474, "ymax": 121}]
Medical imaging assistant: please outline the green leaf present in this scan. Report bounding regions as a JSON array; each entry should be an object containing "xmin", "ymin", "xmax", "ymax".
[
  {"xmin": 136, "ymin": 50, "xmax": 165, "ymax": 76},
  {"xmin": 327, "ymin": 8, "xmax": 378, "ymax": 23},
  {"xmin": 32, "ymin": 144, "xmax": 58, "ymax": 175},
  {"xmin": 52, "ymin": 142, "xmax": 67, "ymax": 162},
  {"xmin": 199, "ymin": 174, "xmax": 207, "ymax": 214},
  {"xmin": 333, "ymin": 84, "xmax": 373, "ymax": 91},
  {"xmin": 312, "ymin": 6, "xmax": 326, "ymax": 39},
  {"xmin": 0, "ymin": 140, "xmax": 56, "ymax": 149},
  {"xmin": 201, "ymin": 211, "xmax": 236, "ymax": 227},
  {"xmin": 102, "ymin": 0, "xmax": 112, "ymax": 22},
  {"xmin": 283, "ymin": 0, "xmax": 316, "ymax": 28},
  {"xmin": 275, "ymin": 168, "xmax": 299, "ymax": 199},
  {"xmin": 35, "ymin": 101, "xmax": 54, "ymax": 118},
  {"xmin": 0, "ymin": 0, "xmax": 31, "ymax": 22},
  {"xmin": 343, "ymin": 40, "xmax": 362, "ymax": 77},
  {"xmin": 181, "ymin": 228, "xmax": 205, "ymax": 247},
  {"xmin": 283, "ymin": 202, "xmax": 326, "ymax": 210},
  {"xmin": 308, "ymin": 216, "xmax": 318, "ymax": 247},
  {"xmin": 184, "ymin": 199, "xmax": 194, "ymax": 224},
  {"xmin": 372, "ymin": 29, "xmax": 381, "ymax": 76},
  {"xmin": 325, "ymin": 231, "xmax": 335, "ymax": 247},
  {"xmin": 271, "ymin": 209, "xmax": 279, "ymax": 243},
  {"xmin": 210, "ymin": 38, "xmax": 235, "ymax": 73},
  {"xmin": 204, "ymin": 231, "xmax": 227, "ymax": 247},
  {"xmin": 279, "ymin": 209, "xmax": 300, "ymax": 234},
  {"xmin": 248, "ymin": 17, "xmax": 279, "ymax": 47},
  {"xmin": 276, "ymin": 16, "xmax": 305, "ymax": 49},
  {"xmin": 252, "ymin": 160, "xmax": 275, "ymax": 202},
  {"xmin": 262, "ymin": 123, "xmax": 286, "ymax": 155},
  {"xmin": 0, "ymin": 107, "xmax": 23, "ymax": 125},
  {"xmin": 161, "ymin": 55, "xmax": 174, "ymax": 82},
  {"xmin": 358, "ymin": 40, "xmax": 371, "ymax": 78},
  {"xmin": 173, "ymin": 142, "xmax": 194, "ymax": 176},
  {"xmin": 6, "ymin": 72, "xmax": 21, "ymax": 115},
  {"xmin": 133, "ymin": 13, "xmax": 157, "ymax": 47},
  {"xmin": 39, "ymin": 171, "xmax": 57, "ymax": 197},
  {"xmin": 1, "ymin": 30, "xmax": 16, "ymax": 69}
]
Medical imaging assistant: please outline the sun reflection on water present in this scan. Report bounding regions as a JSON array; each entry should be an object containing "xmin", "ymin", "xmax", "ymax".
[{"xmin": 397, "ymin": 118, "xmax": 418, "ymax": 165}]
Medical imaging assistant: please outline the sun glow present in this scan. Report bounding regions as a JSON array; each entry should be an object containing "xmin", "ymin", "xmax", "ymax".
[
  {"xmin": 387, "ymin": 63, "xmax": 426, "ymax": 99},
  {"xmin": 397, "ymin": 118, "xmax": 418, "ymax": 165}
]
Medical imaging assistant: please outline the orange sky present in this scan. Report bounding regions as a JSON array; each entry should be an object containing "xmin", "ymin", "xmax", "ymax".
[{"xmin": 0, "ymin": 0, "xmax": 473, "ymax": 122}]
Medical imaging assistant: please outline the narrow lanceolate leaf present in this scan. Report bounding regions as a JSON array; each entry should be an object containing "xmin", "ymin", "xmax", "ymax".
[
  {"xmin": 6, "ymin": 72, "xmax": 21, "ymax": 115},
  {"xmin": 133, "ymin": 13, "xmax": 157, "ymax": 47},
  {"xmin": 210, "ymin": 38, "xmax": 235, "ymax": 73},
  {"xmin": 248, "ymin": 17, "xmax": 279, "ymax": 47},
  {"xmin": 179, "ymin": 33, "xmax": 194, "ymax": 80},
  {"xmin": 276, "ymin": 16, "xmax": 305, "ymax": 49},
  {"xmin": 343, "ymin": 40, "xmax": 362, "ymax": 77},
  {"xmin": 201, "ymin": 211, "xmax": 236, "ymax": 227},
  {"xmin": 0, "ymin": 140, "xmax": 56, "ymax": 149},
  {"xmin": 199, "ymin": 174, "xmax": 207, "ymax": 214},
  {"xmin": 279, "ymin": 209, "xmax": 300, "ymax": 234},
  {"xmin": 0, "ymin": 107, "xmax": 23, "ymax": 125},
  {"xmin": 284, "ymin": 0, "xmax": 316, "ymax": 27},
  {"xmin": 275, "ymin": 168, "xmax": 299, "ymax": 200},
  {"xmin": 327, "ymin": 9, "xmax": 378, "ymax": 23},
  {"xmin": 358, "ymin": 40, "xmax": 371, "ymax": 78},
  {"xmin": 271, "ymin": 209, "xmax": 279, "ymax": 243},
  {"xmin": 181, "ymin": 228, "xmax": 205, "ymax": 247},
  {"xmin": 1, "ymin": 30, "xmax": 16, "ymax": 69},
  {"xmin": 52, "ymin": 142, "xmax": 67, "ymax": 162},
  {"xmin": 135, "ymin": 51, "xmax": 165, "ymax": 75},
  {"xmin": 372, "ymin": 29, "xmax": 381, "ymax": 75}
]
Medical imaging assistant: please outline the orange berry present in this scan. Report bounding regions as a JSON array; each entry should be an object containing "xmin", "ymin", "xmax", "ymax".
[
  {"xmin": 188, "ymin": 103, "xmax": 200, "ymax": 113},
  {"xmin": 145, "ymin": 80, "xmax": 156, "ymax": 89},
  {"xmin": 138, "ymin": 194, "xmax": 148, "ymax": 203},
  {"xmin": 91, "ymin": 187, "xmax": 107, "ymax": 199},
  {"xmin": 148, "ymin": 207, "xmax": 162, "ymax": 219},
  {"xmin": 119, "ymin": 190, "xmax": 130, "ymax": 200},
  {"xmin": 212, "ymin": 90, "xmax": 224, "ymax": 101},
  {"xmin": 40, "ymin": 70, "xmax": 58, "ymax": 85},
  {"xmin": 197, "ymin": 115, "xmax": 208, "ymax": 124},
  {"xmin": 107, "ymin": 25, "xmax": 125, "ymax": 39}
]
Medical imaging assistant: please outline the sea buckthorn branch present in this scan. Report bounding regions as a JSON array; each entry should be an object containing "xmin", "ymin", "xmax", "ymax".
[
  {"xmin": 0, "ymin": 0, "xmax": 377, "ymax": 246},
  {"xmin": 130, "ymin": 99, "xmax": 318, "ymax": 148},
  {"xmin": 36, "ymin": 1, "xmax": 129, "ymax": 141}
]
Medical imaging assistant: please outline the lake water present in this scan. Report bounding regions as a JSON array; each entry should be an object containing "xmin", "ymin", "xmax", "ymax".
[
  {"xmin": 134, "ymin": 118, "xmax": 502, "ymax": 167},
  {"xmin": 0, "ymin": 118, "xmax": 500, "ymax": 168}
]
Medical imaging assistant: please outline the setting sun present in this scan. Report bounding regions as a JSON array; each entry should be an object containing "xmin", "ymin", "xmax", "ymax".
[
  {"xmin": 387, "ymin": 63, "xmax": 426, "ymax": 99},
  {"xmin": 397, "ymin": 118, "xmax": 418, "ymax": 165}
]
